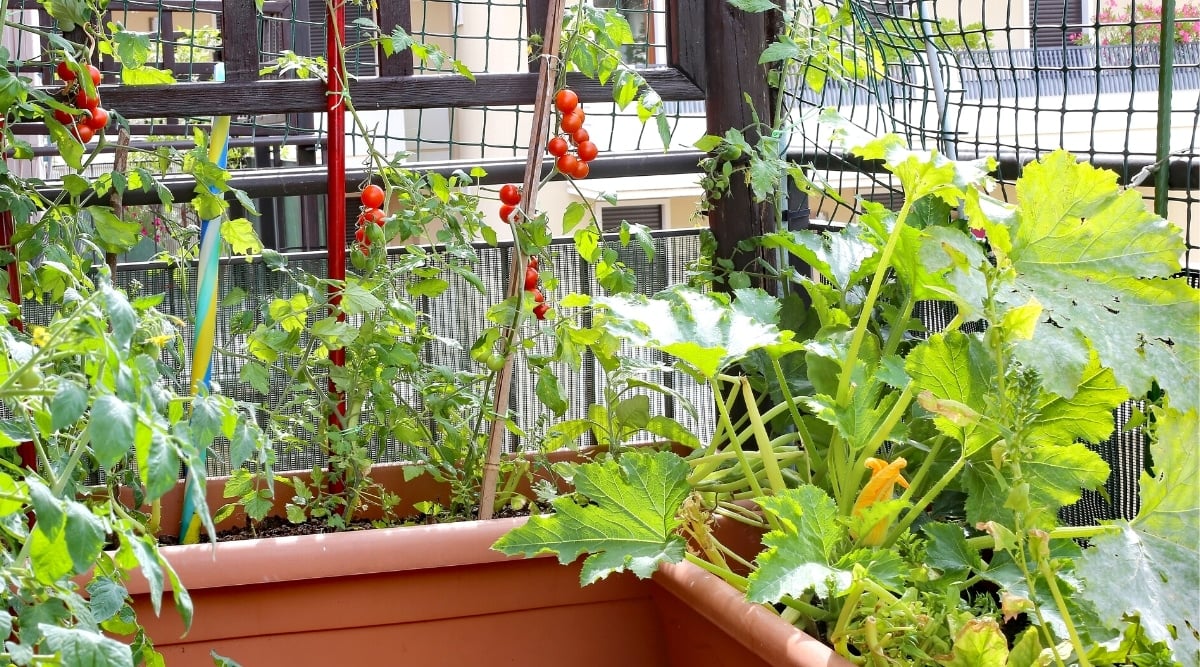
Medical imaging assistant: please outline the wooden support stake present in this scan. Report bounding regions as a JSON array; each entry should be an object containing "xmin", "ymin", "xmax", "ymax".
[{"xmin": 478, "ymin": 0, "xmax": 567, "ymax": 520}]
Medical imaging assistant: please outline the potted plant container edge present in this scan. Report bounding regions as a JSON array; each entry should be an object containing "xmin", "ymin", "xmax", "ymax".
[{"xmin": 117, "ymin": 464, "xmax": 852, "ymax": 667}]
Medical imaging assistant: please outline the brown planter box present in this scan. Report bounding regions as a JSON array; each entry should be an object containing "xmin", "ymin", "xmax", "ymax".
[
  {"xmin": 128, "ymin": 517, "xmax": 848, "ymax": 666},
  {"xmin": 121, "ymin": 461, "xmax": 852, "ymax": 666}
]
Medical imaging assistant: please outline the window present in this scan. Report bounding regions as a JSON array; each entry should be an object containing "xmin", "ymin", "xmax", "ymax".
[
  {"xmin": 301, "ymin": 0, "xmax": 378, "ymax": 77},
  {"xmin": 601, "ymin": 204, "xmax": 664, "ymax": 233},
  {"xmin": 592, "ymin": 0, "xmax": 658, "ymax": 66},
  {"xmin": 1031, "ymin": 0, "xmax": 1086, "ymax": 48}
]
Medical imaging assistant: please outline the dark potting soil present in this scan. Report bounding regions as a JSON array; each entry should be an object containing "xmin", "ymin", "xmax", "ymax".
[{"xmin": 156, "ymin": 504, "xmax": 538, "ymax": 546}]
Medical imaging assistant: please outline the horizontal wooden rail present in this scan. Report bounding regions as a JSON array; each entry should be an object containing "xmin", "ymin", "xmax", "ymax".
[
  {"xmin": 89, "ymin": 70, "xmax": 705, "ymax": 119},
  {"xmin": 34, "ymin": 147, "xmax": 1197, "ymax": 207}
]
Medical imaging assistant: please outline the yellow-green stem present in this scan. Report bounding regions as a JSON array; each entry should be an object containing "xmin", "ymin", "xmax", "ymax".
[
  {"xmin": 1037, "ymin": 544, "xmax": 1094, "ymax": 667},
  {"xmin": 740, "ymin": 378, "xmax": 788, "ymax": 496},
  {"xmin": 836, "ymin": 197, "xmax": 913, "ymax": 406}
]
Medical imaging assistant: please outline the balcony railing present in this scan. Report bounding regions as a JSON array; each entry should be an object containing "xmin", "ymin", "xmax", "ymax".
[{"xmin": 954, "ymin": 43, "xmax": 1200, "ymax": 100}]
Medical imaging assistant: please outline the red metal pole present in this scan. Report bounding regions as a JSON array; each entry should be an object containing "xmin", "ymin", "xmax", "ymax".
[
  {"xmin": 0, "ymin": 140, "xmax": 35, "ymax": 471},
  {"xmin": 325, "ymin": 0, "xmax": 347, "ymax": 486}
]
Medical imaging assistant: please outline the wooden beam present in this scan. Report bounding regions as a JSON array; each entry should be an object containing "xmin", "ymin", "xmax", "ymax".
[
  {"xmin": 703, "ymin": 0, "xmax": 775, "ymax": 271},
  {"xmin": 667, "ymin": 0, "xmax": 706, "ymax": 91},
  {"xmin": 95, "ymin": 68, "xmax": 704, "ymax": 118},
  {"xmin": 377, "ymin": 0, "xmax": 414, "ymax": 77},
  {"xmin": 220, "ymin": 0, "xmax": 260, "ymax": 82}
]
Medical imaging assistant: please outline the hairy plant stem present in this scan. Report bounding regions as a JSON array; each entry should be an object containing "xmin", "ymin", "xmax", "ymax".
[
  {"xmin": 687, "ymin": 378, "xmax": 747, "ymax": 484},
  {"xmin": 684, "ymin": 552, "xmax": 747, "ymax": 590},
  {"xmin": 770, "ymin": 356, "xmax": 814, "ymax": 484},
  {"xmin": 836, "ymin": 197, "xmax": 913, "ymax": 406},
  {"xmin": 1036, "ymin": 538, "xmax": 1093, "ymax": 667},
  {"xmin": 739, "ymin": 376, "xmax": 787, "ymax": 491},
  {"xmin": 963, "ymin": 524, "xmax": 1119, "ymax": 551},
  {"xmin": 883, "ymin": 451, "xmax": 967, "ymax": 547},
  {"xmin": 711, "ymin": 379, "xmax": 778, "ymax": 530}
]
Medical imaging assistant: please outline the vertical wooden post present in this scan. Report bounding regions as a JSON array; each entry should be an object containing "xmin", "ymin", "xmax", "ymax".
[{"xmin": 703, "ymin": 0, "xmax": 776, "ymax": 272}]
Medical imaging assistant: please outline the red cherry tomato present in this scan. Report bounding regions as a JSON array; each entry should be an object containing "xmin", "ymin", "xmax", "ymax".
[
  {"xmin": 85, "ymin": 107, "xmax": 108, "ymax": 131},
  {"xmin": 556, "ymin": 154, "xmax": 579, "ymax": 176},
  {"xmin": 56, "ymin": 61, "xmax": 75, "ymax": 81},
  {"xmin": 86, "ymin": 64, "xmax": 102, "ymax": 86},
  {"xmin": 572, "ymin": 128, "xmax": 590, "ymax": 145},
  {"xmin": 533, "ymin": 303, "xmax": 550, "ymax": 320},
  {"xmin": 524, "ymin": 266, "xmax": 539, "ymax": 291},
  {"xmin": 360, "ymin": 184, "xmax": 385, "ymax": 209},
  {"xmin": 499, "ymin": 183, "xmax": 521, "ymax": 206},
  {"xmin": 547, "ymin": 136, "xmax": 569, "ymax": 157},
  {"xmin": 72, "ymin": 124, "xmax": 94, "ymax": 143},
  {"xmin": 75, "ymin": 89, "xmax": 99, "ymax": 110},
  {"xmin": 531, "ymin": 289, "xmax": 545, "ymax": 303},
  {"xmin": 560, "ymin": 109, "xmax": 585, "ymax": 134},
  {"xmin": 499, "ymin": 204, "xmax": 518, "ymax": 223},
  {"xmin": 355, "ymin": 227, "xmax": 367, "ymax": 243},
  {"xmin": 52, "ymin": 109, "xmax": 74, "ymax": 125},
  {"xmin": 358, "ymin": 207, "xmax": 385, "ymax": 227},
  {"xmin": 576, "ymin": 140, "xmax": 598, "ymax": 162},
  {"xmin": 528, "ymin": 255, "xmax": 539, "ymax": 269},
  {"xmin": 555, "ymin": 89, "xmax": 579, "ymax": 114},
  {"xmin": 571, "ymin": 161, "xmax": 590, "ymax": 180}
]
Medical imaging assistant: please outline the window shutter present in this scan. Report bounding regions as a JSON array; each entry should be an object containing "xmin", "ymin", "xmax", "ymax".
[
  {"xmin": 1032, "ymin": 0, "xmax": 1085, "ymax": 49},
  {"xmin": 601, "ymin": 205, "xmax": 664, "ymax": 233},
  {"xmin": 305, "ymin": 0, "xmax": 378, "ymax": 77}
]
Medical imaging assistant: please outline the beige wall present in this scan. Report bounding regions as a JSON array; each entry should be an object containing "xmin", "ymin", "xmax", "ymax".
[{"xmin": 934, "ymin": 0, "xmax": 1029, "ymax": 49}]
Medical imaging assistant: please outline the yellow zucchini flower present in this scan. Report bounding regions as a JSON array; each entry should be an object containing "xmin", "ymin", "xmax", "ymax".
[{"xmin": 852, "ymin": 457, "xmax": 909, "ymax": 546}]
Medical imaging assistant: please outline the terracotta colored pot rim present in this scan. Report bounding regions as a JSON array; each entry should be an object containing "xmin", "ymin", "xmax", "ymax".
[
  {"xmin": 127, "ymin": 516, "xmax": 536, "ymax": 594},
  {"xmin": 655, "ymin": 562, "xmax": 854, "ymax": 667}
]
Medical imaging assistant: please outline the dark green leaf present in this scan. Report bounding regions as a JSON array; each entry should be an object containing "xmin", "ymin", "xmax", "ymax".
[
  {"xmin": 64, "ymin": 501, "xmax": 105, "ymax": 573},
  {"xmin": 492, "ymin": 451, "xmax": 691, "ymax": 584},
  {"xmin": 87, "ymin": 577, "xmax": 127, "ymax": 624},
  {"xmin": 747, "ymin": 485, "xmax": 852, "ymax": 602},
  {"xmin": 40, "ymin": 625, "xmax": 133, "ymax": 667},
  {"xmin": 90, "ymin": 395, "xmax": 134, "ymax": 469},
  {"xmin": 536, "ymin": 367, "xmax": 568, "ymax": 416}
]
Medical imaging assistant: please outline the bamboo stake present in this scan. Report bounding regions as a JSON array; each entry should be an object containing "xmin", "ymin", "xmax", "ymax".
[{"xmin": 477, "ymin": 0, "xmax": 567, "ymax": 520}]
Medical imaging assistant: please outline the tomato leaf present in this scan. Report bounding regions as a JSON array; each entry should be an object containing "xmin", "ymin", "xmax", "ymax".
[
  {"xmin": 88, "ymin": 206, "xmax": 142, "ymax": 253},
  {"xmin": 492, "ymin": 451, "xmax": 691, "ymax": 585},
  {"xmin": 221, "ymin": 218, "xmax": 263, "ymax": 256},
  {"xmin": 39, "ymin": 625, "xmax": 133, "ymax": 667}
]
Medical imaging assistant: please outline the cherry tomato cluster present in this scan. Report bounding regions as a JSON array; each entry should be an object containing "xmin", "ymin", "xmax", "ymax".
[
  {"xmin": 355, "ymin": 183, "xmax": 386, "ymax": 254},
  {"xmin": 52, "ymin": 61, "xmax": 108, "ymax": 144},
  {"xmin": 498, "ymin": 182, "xmax": 522, "ymax": 224},
  {"xmin": 524, "ymin": 256, "xmax": 549, "ymax": 320},
  {"xmin": 547, "ymin": 89, "xmax": 598, "ymax": 180}
]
